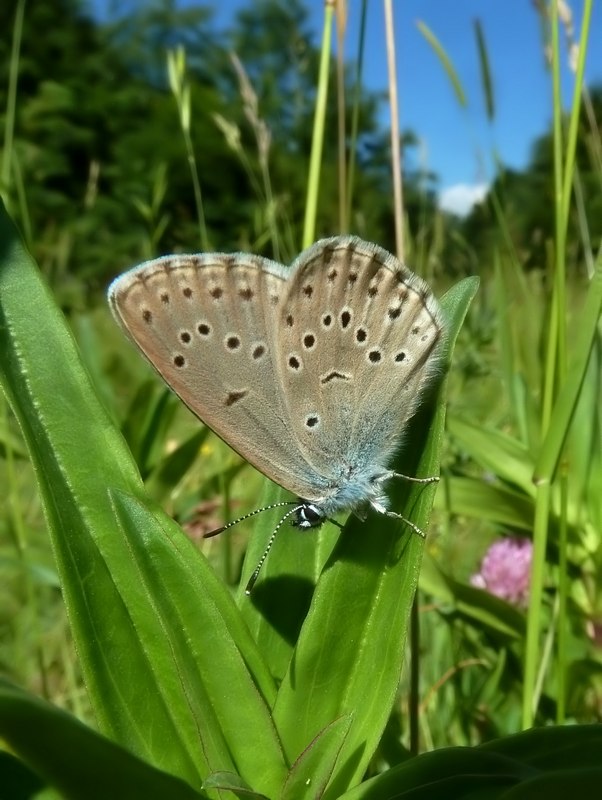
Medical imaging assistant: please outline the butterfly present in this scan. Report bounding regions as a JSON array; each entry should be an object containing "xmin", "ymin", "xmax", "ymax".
[{"xmin": 109, "ymin": 236, "xmax": 445, "ymax": 591}]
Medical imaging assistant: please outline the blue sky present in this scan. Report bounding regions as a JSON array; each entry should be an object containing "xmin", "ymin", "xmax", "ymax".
[{"xmin": 93, "ymin": 1, "xmax": 602, "ymax": 215}]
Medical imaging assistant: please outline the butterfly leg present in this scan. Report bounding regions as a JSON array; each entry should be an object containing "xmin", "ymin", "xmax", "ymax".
[
  {"xmin": 389, "ymin": 471, "xmax": 439, "ymax": 485},
  {"xmin": 380, "ymin": 508, "xmax": 427, "ymax": 538}
]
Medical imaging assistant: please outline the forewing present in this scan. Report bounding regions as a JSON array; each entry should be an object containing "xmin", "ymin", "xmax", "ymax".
[
  {"xmin": 109, "ymin": 253, "xmax": 319, "ymax": 494},
  {"xmin": 275, "ymin": 237, "xmax": 445, "ymax": 474}
]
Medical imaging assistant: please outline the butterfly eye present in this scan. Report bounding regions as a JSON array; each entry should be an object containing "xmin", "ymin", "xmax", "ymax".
[{"xmin": 298, "ymin": 503, "xmax": 324, "ymax": 527}]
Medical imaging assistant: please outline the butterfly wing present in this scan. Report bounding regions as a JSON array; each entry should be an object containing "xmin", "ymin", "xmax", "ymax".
[
  {"xmin": 109, "ymin": 253, "xmax": 321, "ymax": 495},
  {"xmin": 275, "ymin": 237, "xmax": 445, "ymax": 482}
]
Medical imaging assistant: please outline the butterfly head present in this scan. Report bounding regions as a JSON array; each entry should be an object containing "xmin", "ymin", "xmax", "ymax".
[{"xmin": 291, "ymin": 501, "xmax": 327, "ymax": 530}]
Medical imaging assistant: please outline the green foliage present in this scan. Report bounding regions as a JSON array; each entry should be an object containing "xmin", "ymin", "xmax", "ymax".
[
  {"xmin": 1, "ymin": 0, "xmax": 602, "ymax": 796},
  {"xmin": 0, "ymin": 198, "xmax": 476, "ymax": 800}
]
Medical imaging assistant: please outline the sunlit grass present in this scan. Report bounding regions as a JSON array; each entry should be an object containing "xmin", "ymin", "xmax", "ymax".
[{"xmin": 0, "ymin": 2, "xmax": 600, "ymax": 792}]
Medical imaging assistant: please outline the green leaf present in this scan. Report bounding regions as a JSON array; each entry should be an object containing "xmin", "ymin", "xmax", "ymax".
[
  {"xmin": 144, "ymin": 427, "xmax": 209, "ymax": 501},
  {"xmin": 503, "ymin": 770, "xmax": 602, "ymax": 798},
  {"xmin": 338, "ymin": 746, "xmax": 532, "ymax": 799},
  {"xmin": 435, "ymin": 475, "xmax": 535, "ymax": 531},
  {"xmin": 280, "ymin": 715, "xmax": 353, "ymax": 800},
  {"xmin": 0, "ymin": 679, "xmax": 205, "ymax": 800},
  {"xmin": 120, "ymin": 382, "xmax": 179, "ymax": 478},
  {"xmin": 474, "ymin": 18, "xmax": 495, "ymax": 121},
  {"xmin": 447, "ymin": 417, "xmax": 536, "ymax": 496},
  {"xmin": 419, "ymin": 552, "xmax": 526, "ymax": 639},
  {"xmin": 479, "ymin": 723, "xmax": 602, "ymax": 769},
  {"xmin": 272, "ymin": 277, "xmax": 479, "ymax": 798},
  {"xmin": 534, "ymin": 252, "xmax": 602, "ymax": 484},
  {"xmin": 239, "ymin": 479, "xmax": 340, "ymax": 683},
  {"xmin": 202, "ymin": 771, "xmax": 269, "ymax": 799},
  {"xmin": 338, "ymin": 725, "xmax": 602, "ymax": 799},
  {"xmin": 108, "ymin": 490, "xmax": 285, "ymax": 783},
  {"xmin": 0, "ymin": 749, "xmax": 46, "ymax": 799},
  {"xmin": 0, "ymin": 201, "xmax": 285, "ymax": 796}
]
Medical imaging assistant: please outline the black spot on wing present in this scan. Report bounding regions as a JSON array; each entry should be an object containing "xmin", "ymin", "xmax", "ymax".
[{"xmin": 321, "ymin": 371, "xmax": 350, "ymax": 384}]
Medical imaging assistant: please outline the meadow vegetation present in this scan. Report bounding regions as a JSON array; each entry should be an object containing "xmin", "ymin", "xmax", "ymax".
[{"xmin": 0, "ymin": 0, "xmax": 601, "ymax": 797}]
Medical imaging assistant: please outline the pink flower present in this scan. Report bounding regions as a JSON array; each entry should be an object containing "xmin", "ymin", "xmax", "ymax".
[{"xmin": 470, "ymin": 538, "xmax": 533, "ymax": 607}]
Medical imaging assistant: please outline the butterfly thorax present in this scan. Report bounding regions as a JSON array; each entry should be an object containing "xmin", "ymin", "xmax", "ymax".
[{"xmin": 297, "ymin": 462, "xmax": 393, "ymax": 524}]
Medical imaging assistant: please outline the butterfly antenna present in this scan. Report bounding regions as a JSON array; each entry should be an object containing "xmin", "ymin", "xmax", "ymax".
[
  {"xmin": 203, "ymin": 500, "xmax": 301, "ymax": 539},
  {"xmin": 382, "ymin": 510, "xmax": 427, "ymax": 538},
  {"xmin": 245, "ymin": 505, "xmax": 303, "ymax": 595}
]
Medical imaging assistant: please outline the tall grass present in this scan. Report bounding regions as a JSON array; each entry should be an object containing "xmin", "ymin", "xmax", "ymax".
[
  {"xmin": 418, "ymin": 0, "xmax": 601, "ymax": 735},
  {"xmin": 0, "ymin": 0, "xmax": 601, "ymax": 796}
]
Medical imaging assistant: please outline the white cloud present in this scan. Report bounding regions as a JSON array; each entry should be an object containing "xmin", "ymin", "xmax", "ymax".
[{"xmin": 438, "ymin": 183, "xmax": 489, "ymax": 217}]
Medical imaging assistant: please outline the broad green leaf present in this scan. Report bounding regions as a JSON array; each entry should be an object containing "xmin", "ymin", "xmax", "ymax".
[
  {"xmin": 280, "ymin": 715, "xmax": 353, "ymax": 800},
  {"xmin": 503, "ymin": 770, "xmax": 602, "ymax": 797},
  {"xmin": 0, "ymin": 750, "xmax": 46, "ymax": 799},
  {"xmin": 108, "ymin": 490, "xmax": 285, "ymax": 785},
  {"xmin": 478, "ymin": 723, "xmax": 602, "ymax": 768},
  {"xmin": 273, "ymin": 278, "xmax": 479, "ymax": 798},
  {"xmin": 0, "ymin": 202, "xmax": 285, "ymax": 796},
  {"xmin": 338, "ymin": 725, "xmax": 602, "ymax": 799},
  {"xmin": 338, "ymin": 746, "xmax": 532, "ymax": 799},
  {"xmin": 0, "ymin": 679, "xmax": 205, "ymax": 800},
  {"xmin": 239, "ymin": 478, "xmax": 340, "ymax": 683}
]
